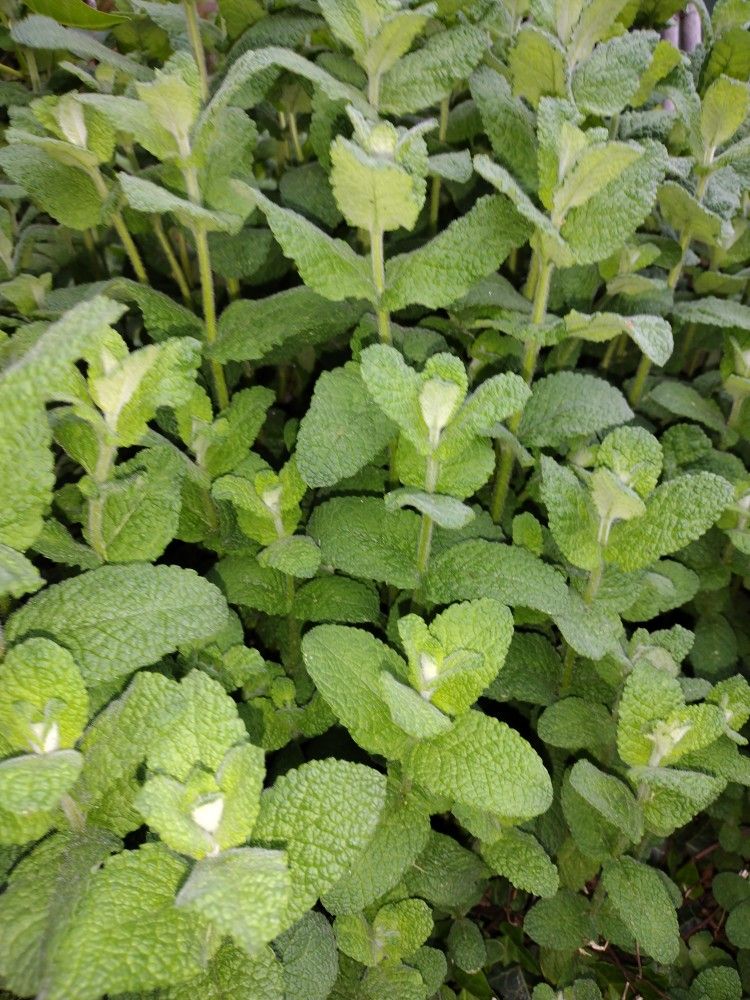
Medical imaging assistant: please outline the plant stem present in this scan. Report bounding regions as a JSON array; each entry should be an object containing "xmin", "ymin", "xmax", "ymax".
[
  {"xmin": 184, "ymin": 166, "xmax": 230, "ymax": 410},
  {"xmin": 490, "ymin": 256, "xmax": 553, "ymax": 523},
  {"xmin": 61, "ymin": 793, "xmax": 86, "ymax": 832},
  {"xmin": 175, "ymin": 228, "xmax": 193, "ymax": 286},
  {"xmin": 89, "ymin": 168, "xmax": 149, "ymax": 282},
  {"xmin": 195, "ymin": 223, "xmax": 229, "ymax": 410},
  {"xmin": 367, "ymin": 72, "xmax": 381, "ymax": 111},
  {"xmin": 429, "ymin": 95, "xmax": 450, "ymax": 232},
  {"xmin": 24, "ymin": 48, "xmax": 41, "ymax": 93},
  {"xmin": 288, "ymin": 111, "xmax": 304, "ymax": 162},
  {"xmin": 227, "ymin": 277, "xmax": 240, "ymax": 300},
  {"xmin": 152, "ymin": 215, "xmax": 192, "ymax": 304},
  {"xmin": 630, "ymin": 170, "xmax": 711, "ymax": 407},
  {"xmin": 88, "ymin": 440, "xmax": 117, "ymax": 560},
  {"xmin": 370, "ymin": 227, "xmax": 392, "ymax": 345},
  {"xmin": 183, "ymin": 0, "xmax": 209, "ymax": 102}
]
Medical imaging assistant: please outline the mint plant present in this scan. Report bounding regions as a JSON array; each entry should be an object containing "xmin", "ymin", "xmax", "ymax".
[{"xmin": 1, "ymin": 1, "xmax": 749, "ymax": 999}]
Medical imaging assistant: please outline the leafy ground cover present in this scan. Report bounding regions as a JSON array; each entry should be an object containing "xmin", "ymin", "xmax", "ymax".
[{"xmin": 0, "ymin": 1, "xmax": 749, "ymax": 998}]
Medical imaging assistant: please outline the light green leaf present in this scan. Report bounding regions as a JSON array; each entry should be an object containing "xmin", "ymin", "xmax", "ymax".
[
  {"xmin": 292, "ymin": 576, "xmax": 381, "ymax": 625},
  {"xmin": 632, "ymin": 766, "xmax": 726, "ymax": 836},
  {"xmin": 569, "ymin": 759, "xmax": 643, "ymax": 844},
  {"xmin": 259, "ymin": 536, "xmax": 321, "ymax": 580},
  {"xmin": 330, "ymin": 136, "xmax": 425, "ymax": 233},
  {"xmin": 383, "ymin": 194, "xmax": 530, "ymax": 311},
  {"xmin": 602, "ymin": 856, "xmax": 679, "ymax": 963},
  {"xmin": 385, "ymin": 489, "xmax": 474, "ymax": 529},
  {"xmin": 701, "ymin": 75, "xmax": 750, "ymax": 154},
  {"xmin": 0, "ymin": 830, "xmax": 121, "ymax": 998},
  {"xmin": 45, "ymin": 844, "xmax": 208, "ymax": 1000},
  {"xmin": 308, "ymin": 497, "xmax": 420, "ymax": 590},
  {"xmin": 566, "ymin": 310, "xmax": 673, "ymax": 366},
  {"xmin": 525, "ymin": 890, "xmax": 593, "ymax": 950},
  {"xmin": 211, "ymin": 285, "xmax": 362, "ymax": 362},
  {"xmin": 470, "ymin": 65, "xmax": 538, "ymax": 193},
  {"xmin": 540, "ymin": 455, "xmax": 601, "ymax": 572},
  {"xmin": 7, "ymin": 564, "xmax": 229, "ymax": 685},
  {"xmin": 176, "ymin": 848, "xmax": 289, "ymax": 955},
  {"xmin": 649, "ymin": 381, "xmax": 726, "ymax": 433},
  {"xmin": 323, "ymin": 782, "xmax": 431, "ymax": 917},
  {"xmin": 0, "ymin": 637, "xmax": 88, "ymax": 753},
  {"xmin": 245, "ymin": 188, "xmax": 376, "ymax": 303},
  {"xmin": 0, "ymin": 750, "xmax": 82, "ymax": 814},
  {"xmin": 297, "ymin": 363, "xmax": 395, "ymax": 488},
  {"xmin": 403, "ymin": 709, "xmax": 552, "ymax": 822},
  {"xmin": 379, "ymin": 671, "xmax": 453, "ymax": 739},
  {"xmin": 25, "ymin": 0, "xmax": 129, "ymax": 28},
  {"xmin": 0, "ymin": 144, "xmax": 103, "ymax": 230},
  {"xmin": 380, "ymin": 23, "xmax": 489, "ymax": 114},
  {"xmin": 252, "ymin": 758, "xmax": 387, "ymax": 926},
  {"xmin": 519, "ymin": 372, "xmax": 634, "ymax": 447},
  {"xmin": 481, "ymin": 828, "xmax": 559, "ymax": 898},
  {"xmin": 302, "ymin": 624, "xmax": 412, "ymax": 759},
  {"xmin": 510, "ymin": 26, "xmax": 566, "ymax": 108},
  {"xmin": 0, "ymin": 545, "xmax": 42, "ymax": 600},
  {"xmin": 606, "ymin": 473, "xmax": 732, "ymax": 571},
  {"xmin": 119, "ymin": 174, "xmax": 242, "ymax": 233}
]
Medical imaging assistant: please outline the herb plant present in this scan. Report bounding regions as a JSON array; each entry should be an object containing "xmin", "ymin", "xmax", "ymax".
[{"xmin": 0, "ymin": 1, "xmax": 749, "ymax": 998}]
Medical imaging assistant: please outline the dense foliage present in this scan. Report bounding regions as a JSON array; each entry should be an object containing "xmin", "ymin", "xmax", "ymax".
[{"xmin": 0, "ymin": 0, "xmax": 749, "ymax": 997}]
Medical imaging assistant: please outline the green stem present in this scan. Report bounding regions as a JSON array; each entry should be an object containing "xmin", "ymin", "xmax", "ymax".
[
  {"xmin": 288, "ymin": 111, "xmax": 304, "ymax": 162},
  {"xmin": 600, "ymin": 333, "xmax": 621, "ymax": 371},
  {"xmin": 152, "ymin": 215, "xmax": 191, "ymax": 304},
  {"xmin": 195, "ymin": 223, "xmax": 229, "ymax": 411},
  {"xmin": 367, "ymin": 72, "xmax": 381, "ymax": 111},
  {"xmin": 429, "ymin": 95, "xmax": 450, "ymax": 232},
  {"xmin": 560, "ymin": 644, "xmax": 576, "ymax": 694},
  {"xmin": 87, "ymin": 440, "xmax": 116, "ymax": 560},
  {"xmin": 628, "ymin": 351, "xmax": 652, "ymax": 407},
  {"xmin": 370, "ymin": 227, "xmax": 391, "ymax": 345},
  {"xmin": 183, "ymin": 0, "xmax": 209, "ymax": 102},
  {"xmin": 184, "ymin": 166, "xmax": 229, "ymax": 410},
  {"xmin": 631, "ymin": 169, "xmax": 711, "ymax": 407},
  {"xmin": 23, "ymin": 47, "xmax": 41, "ymax": 93},
  {"xmin": 89, "ymin": 168, "xmax": 148, "ymax": 282},
  {"xmin": 227, "ymin": 277, "xmax": 240, "ymax": 300},
  {"xmin": 60, "ymin": 793, "xmax": 86, "ymax": 832},
  {"xmin": 490, "ymin": 256, "xmax": 553, "ymax": 523}
]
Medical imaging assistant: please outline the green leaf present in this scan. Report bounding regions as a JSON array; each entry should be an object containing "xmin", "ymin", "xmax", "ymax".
[
  {"xmin": 7, "ymin": 564, "xmax": 229, "ymax": 685},
  {"xmin": 648, "ymin": 381, "xmax": 726, "ymax": 433},
  {"xmin": 10, "ymin": 15, "xmax": 150, "ymax": 79},
  {"xmin": 176, "ymin": 848, "xmax": 289, "ymax": 955},
  {"xmin": 470, "ymin": 65, "xmax": 538, "ymax": 193},
  {"xmin": 632, "ymin": 766, "xmax": 726, "ymax": 836},
  {"xmin": 481, "ymin": 828, "xmax": 559, "ymax": 898},
  {"xmin": 321, "ymin": 781, "xmax": 432, "ymax": 915},
  {"xmin": 425, "ymin": 540, "xmax": 570, "ymax": 617},
  {"xmin": 658, "ymin": 182, "xmax": 730, "ymax": 249},
  {"xmin": 673, "ymin": 294, "xmax": 750, "ymax": 330},
  {"xmin": 259, "ymin": 536, "xmax": 321, "ymax": 580},
  {"xmin": 383, "ymin": 194, "xmax": 530, "ymax": 312},
  {"xmin": 297, "ymin": 363, "xmax": 395, "ymax": 488},
  {"xmin": 308, "ymin": 497, "xmax": 420, "ymax": 590},
  {"xmin": 45, "ymin": 844, "xmax": 209, "ymax": 1000},
  {"xmin": 0, "ymin": 143, "xmax": 103, "ymax": 230},
  {"xmin": 701, "ymin": 75, "xmax": 750, "ymax": 153},
  {"xmin": 538, "ymin": 699, "xmax": 615, "ymax": 752},
  {"xmin": 540, "ymin": 456, "xmax": 601, "ymax": 572},
  {"xmin": 0, "ymin": 637, "xmax": 88, "ymax": 753},
  {"xmin": 447, "ymin": 917, "xmax": 486, "ymax": 974},
  {"xmin": 252, "ymin": 758, "xmax": 387, "ymax": 926},
  {"xmin": 525, "ymin": 890, "xmax": 593, "ymax": 950},
  {"xmin": 569, "ymin": 759, "xmax": 643, "ymax": 844},
  {"xmin": 379, "ymin": 672, "xmax": 453, "ymax": 739},
  {"xmin": 510, "ymin": 26, "xmax": 566, "ymax": 108},
  {"xmin": 380, "ymin": 23, "xmax": 489, "ymax": 114},
  {"xmin": 145, "ymin": 671, "xmax": 248, "ymax": 781},
  {"xmin": 606, "ymin": 473, "xmax": 733, "ymax": 571},
  {"xmin": 385, "ymin": 489, "xmax": 474, "ymax": 529},
  {"xmin": 617, "ymin": 664, "xmax": 685, "ymax": 766},
  {"xmin": 302, "ymin": 624, "xmax": 412, "ymax": 759},
  {"xmin": 0, "ymin": 830, "xmax": 121, "ymax": 998},
  {"xmin": 0, "ymin": 750, "xmax": 82, "ymax": 814},
  {"xmin": 25, "ymin": 0, "xmax": 129, "ymax": 28},
  {"xmin": 403, "ymin": 709, "xmax": 552, "ymax": 822},
  {"xmin": 563, "ymin": 140, "xmax": 666, "ymax": 264},
  {"xmin": 602, "ymin": 856, "xmax": 680, "ymax": 963},
  {"xmin": 292, "ymin": 576, "xmax": 381, "ymax": 625},
  {"xmin": 84, "ymin": 446, "xmax": 185, "ymax": 563},
  {"xmin": 150, "ymin": 942, "xmax": 284, "ymax": 1000},
  {"xmin": 213, "ymin": 288, "xmax": 364, "ymax": 364},
  {"xmin": 566, "ymin": 309, "xmax": 673, "ymax": 366},
  {"xmin": 0, "ymin": 545, "xmax": 42, "ymax": 600},
  {"xmin": 246, "ymin": 188, "xmax": 376, "ymax": 302},
  {"xmin": 274, "ymin": 911, "xmax": 339, "ymax": 1000},
  {"xmin": 572, "ymin": 32, "xmax": 656, "ymax": 115},
  {"xmin": 519, "ymin": 372, "xmax": 634, "ymax": 447},
  {"xmin": 119, "ymin": 174, "xmax": 241, "ymax": 233},
  {"xmin": 0, "ymin": 394, "xmax": 53, "ymax": 553}
]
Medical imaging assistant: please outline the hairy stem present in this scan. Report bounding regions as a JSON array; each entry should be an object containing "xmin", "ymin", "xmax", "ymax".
[
  {"xmin": 288, "ymin": 111, "xmax": 304, "ymax": 162},
  {"xmin": 183, "ymin": 0, "xmax": 209, "ymax": 102},
  {"xmin": 87, "ymin": 440, "xmax": 117, "ymax": 561},
  {"xmin": 89, "ymin": 168, "xmax": 148, "ymax": 283},
  {"xmin": 370, "ymin": 227, "xmax": 392, "ymax": 346},
  {"xmin": 490, "ymin": 256, "xmax": 553, "ymax": 523},
  {"xmin": 152, "ymin": 215, "xmax": 192, "ymax": 304},
  {"xmin": 429, "ymin": 95, "xmax": 450, "ymax": 232}
]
